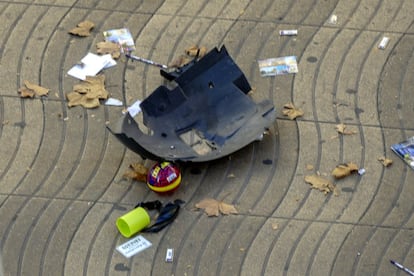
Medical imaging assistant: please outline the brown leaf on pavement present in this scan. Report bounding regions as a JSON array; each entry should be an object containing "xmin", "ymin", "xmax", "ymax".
[
  {"xmin": 185, "ymin": 45, "xmax": 207, "ymax": 58},
  {"xmin": 168, "ymin": 55, "xmax": 192, "ymax": 68},
  {"xmin": 378, "ymin": 157, "xmax": 393, "ymax": 167},
  {"xmin": 96, "ymin": 41, "xmax": 121, "ymax": 59},
  {"xmin": 304, "ymin": 174, "xmax": 336, "ymax": 195},
  {"xmin": 66, "ymin": 75, "xmax": 109, "ymax": 108},
  {"xmin": 73, "ymin": 75, "xmax": 108, "ymax": 99},
  {"xmin": 195, "ymin": 198, "xmax": 238, "ymax": 217},
  {"xmin": 282, "ymin": 102, "xmax": 304, "ymax": 120},
  {"xmin": 335, "ymin": 123, "xmax": 357, "ymax": 135},
  {"xmin": 66, "ymin": 92, "xmax": 100, "ymax": 108},
  {"xmin": 24, "ymin": 80, "xmax": 50, "ymax": 96},
  {"xmin": 18, "ymin": 81, "xmax": 49, "ymax": 98},
  {"xmin": 332, "ymin": 162, "xmax": 359, "ymax": 179},
  {"xmin": 169, "ymin": 45, "xmax": 207, "ymax": 68},
  {"xmin": 69, "ymin": 20, "xmax": 95, "ymax": 37},
  {"xmin": 123, "ymin": 162, "xmax": 148, "ymax": 182},
  {"xmin": 18, "ymin": 87, "xmax": 35, "ymax": 98}
]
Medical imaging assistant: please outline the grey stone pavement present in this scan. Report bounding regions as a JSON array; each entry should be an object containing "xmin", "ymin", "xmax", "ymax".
[{"xmin": 1, "ymin": 0, "xmax": 414, "ymax": 275}]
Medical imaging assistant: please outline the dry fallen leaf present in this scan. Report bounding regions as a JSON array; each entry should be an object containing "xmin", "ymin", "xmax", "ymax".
[
  {"xmin": 66, "ymin": 92, "xmax": 100, "ymax": 108},
  {"xmin": 24, "ymin": 80, "xmax": 49, "ymax": 96},
  {"xmin": 169, "ymin": 45, "xmax": 207, "ymax": 68},
  {"xmin": 332, "ymin": 162, "xmax": 359, "ymax": 179},
  {"xmin": 168, "ymin": 55, "xmax": 192, "ymax": 68},
  {"xmin": 304, "ymin": 174, "xmax": 336, "ymax": 195},
  {"xmin": 66, "ymin": 75, "xmax": 109, "ymax": 108},
  {"xmin": 18, "ymin": 81, "xmax": 49, "ymax": 98},
  {"xmin": 185, "ymin": 45, "xmax": 207, "ymax": 58},
  {"xmin": 378, "ymin": 157, "xmax": 393, "ymax": 167},
  {"xmin": 195, "ymin": 198, "xmax": 238, "ymax": 217},
  {"xmin": 123, "ymin": 162, "xmax": 148, "ymax": 182},
  {"xmin": 69, "ymin": 20, "xmax": 95, "ymax": 37},
  {"xmin": 306, "ymin": 164, "xmax": 314, "ymax": 171},
  {"xmin": 335, "ymin": 123, "xmax": 357, "ymax": 135},
  {"xmin": 283, "ymin": 102, "xmax": 304, "ymax": 120},
  {"xmin": 18, "ymin": 87, "xmax": 35, "ymax": 98},
  {"xmin": 96, "ymin": 41, "xmax": 121, "ymax": 59}
]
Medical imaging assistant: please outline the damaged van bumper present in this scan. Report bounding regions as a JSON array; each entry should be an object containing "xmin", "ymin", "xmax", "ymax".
[{"xmin": 108, "ymin": 46, "xmax": 276, "ymax": 162}]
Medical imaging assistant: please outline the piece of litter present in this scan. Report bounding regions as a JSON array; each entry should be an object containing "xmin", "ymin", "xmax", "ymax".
[
  {"xmin": 390, "ymin": 260, "xmax": 414, "ymax": 276},
  {"xmin": 391, "ymin": 136, "xmax": 414, "ymax": 170},
  {"xmin": 68, "ymin": 53, "xmax": 116, "ymax": 80},
  {"xmin": 126, "ymin": 53, "xmax": 168, "ymax": 69},
  {"xmin": 166, "ymin": 248, "xmax": 174, "ymax": 262},
  {"xmin": 328, "ymin": 14, "xmax": 338, "ymax": 24},
  {"xmin": 116, "ymin": 235, "xmax": 152, "ymax": 258},
  {"xmin": 358, "ymin": 168, "xmax": 366, "ymax": 175},
  {"xmin": 105, "ymin": 98, "xmax": 123, "ymax": 106},
  {"xmin": 378, "ymin": 37, "xmax": 390, "ymax": 50},
  {"xmin": 125, "ymin": 100, "xmax": 142, "ymax": 117},
  {"xmin": 103, "ymin": 28, "xmax": 135, "ymax": 53},
  {"xmin": 258, "ymin": 56, "xmax": 298, "ymax": 76},
  {"xmin": 279, "ymin": 30, "xmax": 297, "ymax": 36}
]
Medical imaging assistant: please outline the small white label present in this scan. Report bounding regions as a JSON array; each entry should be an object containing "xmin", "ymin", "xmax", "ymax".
[
  {"xmin": 328, "ymin": 14, "xmax": 338, "ymax": 24},
  {"xmin": 279, "ymin": 30, "xmax": 297, "ymax": 36},
  {"xmin": 378, "ymin": 37, "xmax": 390, "ymax": 50},
  {"xmin": 167, "ymin": 172, "xmax": 177, "ymax": 183},
  {"xmin": 166, "ymin": 248, "xmax": 174, "ymax": 262},
  {"xmin": 358, "ymin": 168, "xmax": 366, "ymax": 175},
  {"xmin": 116, "ymin": 235, "xmax": 152, "ymax": 258}
]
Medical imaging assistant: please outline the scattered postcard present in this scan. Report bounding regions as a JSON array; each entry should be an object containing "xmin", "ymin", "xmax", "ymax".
[
  {"xmin": 103, "ymin": 28, "xmax": 135, "ymax": 53},
  {"xmin": 258, "ymin": 56, "xmax": 298, "ymax": 77},
  {"xmin": 116, "ymin": 235, "xmax": 152, "ymax": 258},
  {"xmin": 391, "ymin": 136, "xmax": 414, "ymax": 170},
  {"xmin": 68, "ymin": 53, "xmax": 116, "ymax": 80}
]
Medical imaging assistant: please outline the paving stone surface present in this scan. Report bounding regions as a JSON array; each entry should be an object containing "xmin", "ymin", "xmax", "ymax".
[{"xmin": 0, "ymin": 0, "xmax": 414, "ymax": 275}]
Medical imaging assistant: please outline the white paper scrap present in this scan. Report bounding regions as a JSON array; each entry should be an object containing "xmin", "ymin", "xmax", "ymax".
[
  {"xmin": 126, "ymin": 100, "xmax": 142, "ymax": 117},
  {"xmin": 105, "ymin": 98, "xmax": 123, "ymax": 106},
  {"xmin": 116, "ymin": 235, "xmax": 152, "ymax": 258},
  {"xmin": 102, "ymin": 54, "xmax": 117, "ymax": 68},
  {"xmin": 68, "ymin": 53, "xmax": 116, "ymax": 80}
]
